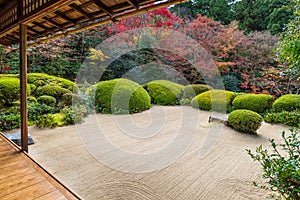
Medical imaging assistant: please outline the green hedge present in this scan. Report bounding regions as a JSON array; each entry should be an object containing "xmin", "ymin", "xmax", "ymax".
[
  {"xmin": 232, "ymin": 94, "xmax": 274, "ymax": 113},
  {"xmin": 27, "ymin": 73, "xmax": 78, "ymax": 93},
  {"xmin": 36, "ymin": 85, "xmax": 71, "ymax": 100},
  {"xmin": 182, "ymin": 84, "xmax": 213, "ymax": 99},
  {"xmin": 272, "ymin": 94, "xmax": 300, "ymax": 113},
  {"xmin": 37, "ymin": 95, "xmax": 57, "ymax": 107},
  {"xmin": 191, "ymin": 90, "xmax": 235, "ymax": 112},
  {"xmin": 144, "ymin": 80, "xmax": 185, "ymax": 105},
  {"xmin": 0, "ymin": 78, "xmax": 31, "ymax": 105},
  {"xmin": 264, "ymin": 111, "xmax": 300, "ymax": 127},
  {"xmin": 95, "ymin": 78, "xmax": 151, "ymax": 114},
  {"xmin": 228, "ymin": 109, "xmax": 263, "ymax": 134}
]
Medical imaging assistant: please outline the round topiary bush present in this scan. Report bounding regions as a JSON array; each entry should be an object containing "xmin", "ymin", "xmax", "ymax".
[
  {"xmin": 182, "ymin": 84, "xmax": 213, "ymax": 99},
  {"xmin": 27, "ymin": 73, "xmax": 79, "ymax": 93},
  {"xmin": 37, "ymin": 95, "xmax": 57, "ymax": 107},
  {"xmin": 35, "ymin": 85, "xmax": 71, "ymax": 100},
  {"xmin": 191, "ymin": 90, "xmax": 235, "ymax": 112},
  {"xmin": 0, "ymin": 78, "xmax": 31, "ymax": 105},
  {"xmin": 144, "ymin": 80, "xmax": 185, "ymax": 105},
  {"xmin": 232, "ymin": 94, "xmax": 274, "ymax": 113},
  {"xmin": 95, "ymin": 78, "xmax": 151, "ymax": 114},
  {"xmin": 228, "ymin": 109, "xmax": 263, "ymax": 134},
  {"xmin": 273, "ymin": 94, "xmax": 300, "ymax": 113}
]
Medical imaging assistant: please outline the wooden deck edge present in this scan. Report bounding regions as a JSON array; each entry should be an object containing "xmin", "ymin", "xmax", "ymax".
[{"xmin": 0, "ymin": 132, "xmax": 82, "ymax": 200}]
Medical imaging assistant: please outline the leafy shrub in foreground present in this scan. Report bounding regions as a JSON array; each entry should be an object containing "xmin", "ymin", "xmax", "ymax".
[
  {"xmin": 228, "ymin": 109, "xmax": 263, "ymax": 134},
  {"xmin": 0, "ymin": 112, "xmax": 20, "ymax": 131},
  {"xmin": 182, "ymin": 84, "xmax": 213, "ymax": 100},
  {"xmin": 95, "ymin": 78, "xmax": 151, "ymax": 114},
  {"xmin": 28, "ymin": 103, "xmax": 57, "ymax": 121},
  {"xmin": 35, "ymin": 85, "xmax": 71, "ymax": 100},
  {"xmin": 273, "ymin": 94, "xmax": 300, "ymax": 113},
  {"xmin": 145, "ymin": 80, "xmax": 185, "ymax": 105},
  {"xmin": 233, "ymin": 94, "xmax": 274, "ymax": 113},
  {"xmin": 247, "ymin": 129, "xmax": 300, "ymax": 199},
  {"xmin": 37, "ymin": 95, "xmax": 57, "ymax": 107},
  {"xmin": 0, "ymin": 78, "xmax": 31, "ymax": 105},
  {"xmin": 264, "ymin": 111, "xmax": 300, "ymax": 127},
  {"xmin": 191, "ymin": 90, "xmax": 235, "ymax": 112},
  {"xmin": 36, "ymin": 113, "xmax": 64, "ymax": 128}
]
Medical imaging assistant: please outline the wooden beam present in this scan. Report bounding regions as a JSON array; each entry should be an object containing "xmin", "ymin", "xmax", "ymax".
[
  {"xmin": 19, "ymin": 23, "xmax": 28, "ymax": 153},
  {"xmin": 91, "ymin": 0, "xmax": 114, "ymax": 16},
  {"xmin": 126, "ymin": 0, "xmax": 139, "ymax": 9},
  {"xmin": 54, "ymin": 11, "xmax": 77, "ymax": 25},
  {"xmin": 27, "ymin": 26, "xmax": 42, "ymax": 36},
  {"xmin": 69, "ymin": 3, "xmax": 95, "ymax": 20},
  {"xmin": 43, "ymin": 17, "xmax": 65, "ymax": 31},
  {"xmin": 31, "ymin": 21, "xmax": 53, "ymax": 33}
]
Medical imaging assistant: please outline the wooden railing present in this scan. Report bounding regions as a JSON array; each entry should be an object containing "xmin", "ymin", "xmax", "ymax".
[
  {"xmin": 0, "ymin": 0, "xmax": 56, "ymax": 33},
  {"xmin": 0, "ymin": 3, "xmax": 18, "ymax": 32},
  {"xmin": 21, "ymin": 0, "xmax": 54, "ymax": 18}
]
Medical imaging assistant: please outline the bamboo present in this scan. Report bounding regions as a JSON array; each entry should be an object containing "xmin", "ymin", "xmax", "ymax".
[{"xmin": 20, "ymin": 23, "xmax": 28, "ymax": 153}]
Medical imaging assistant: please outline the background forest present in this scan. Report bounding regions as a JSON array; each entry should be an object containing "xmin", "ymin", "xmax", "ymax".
[{"xmin": 0, "ymin": 0, "xmax": 299, "ymax": 97}]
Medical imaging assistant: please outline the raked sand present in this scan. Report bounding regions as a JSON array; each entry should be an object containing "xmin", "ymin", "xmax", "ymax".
[{"xmin": 5, "ymin": 106, "xmax": 290, "ymax": 199}]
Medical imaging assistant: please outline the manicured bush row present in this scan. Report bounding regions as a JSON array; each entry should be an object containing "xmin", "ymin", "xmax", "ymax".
[
  {"xmin": 191, "ymin": 90, "xmax": 235, "ymax": 112},
  {"xmin": 95, "ymin": 78, "xmax": 151, "ymax": 114},
  {"xmin": 232, "ymin": 94, "xmax": 274, "ymax": 113},
  {"xmin": 182, "ymin": 84, "xmax": 213, "ymax": 99},
  {"xmin": 272, "ymin": 94, "xmax": 300, "ymax": 113},
  {"xmin": 37, "ymin": 95, "xmax": 57, "ymax": 107},
  {"xmin": 27, "ymin": 73, "xmax": 79, "ymax": 93},
  {"xmin": 264, "ymin": 111, "xmax": 300, "ymax": 127},
  {"xmin": 144, "ymin": 80, "xmax": 185, "ymax": 105},
  {"xmin": 35, "ymin": 85, "xmax": 71, "ymax": 100},
  {"xmin": 0, "ymin": 78, "xmax": 31, "ymax": 105}
]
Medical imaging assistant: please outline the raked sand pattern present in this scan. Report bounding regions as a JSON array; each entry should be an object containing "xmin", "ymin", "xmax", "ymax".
[{"xmin": 8, "ymin": 106, "xmax": 290, "ymax": 200}]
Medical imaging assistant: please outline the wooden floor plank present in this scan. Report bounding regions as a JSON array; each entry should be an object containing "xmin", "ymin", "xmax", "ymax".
[
  {"xmin": 0, "ymin": 133, "xmax": 80, "ymax": 200},
  {"xmin": 1, "ymin": 181, "xmax": 57, "ymax": 200}
]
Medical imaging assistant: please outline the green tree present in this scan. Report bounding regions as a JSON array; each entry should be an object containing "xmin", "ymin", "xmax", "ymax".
[
  {"xmin": 170, "ymin": 0, "xmax": 233, "ymax": 25},
  {"xmin": 277, "ymin": 0, "xmax": 300, "ymax": 70},
  {"xmin": 232, "ymin": 0, "xmax": 293, "ymax": 34}
]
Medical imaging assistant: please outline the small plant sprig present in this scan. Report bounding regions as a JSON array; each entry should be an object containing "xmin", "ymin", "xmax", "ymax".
[{"xmin": 246, "ymin": 128, "xmax": 300, "ymax": 199}]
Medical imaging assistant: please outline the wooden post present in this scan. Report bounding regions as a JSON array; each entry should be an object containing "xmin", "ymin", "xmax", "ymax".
[{"xmin": 20, "ymin": 24, "xmax": 28, "ymax": 152}]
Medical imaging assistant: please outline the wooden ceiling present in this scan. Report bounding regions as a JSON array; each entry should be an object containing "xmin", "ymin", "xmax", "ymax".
[{"xmin": 0, "ymin": 0, "xmax": 184, "ymax": 46}]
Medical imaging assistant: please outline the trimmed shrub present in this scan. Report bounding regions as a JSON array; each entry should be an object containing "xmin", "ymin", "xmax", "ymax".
[
  {"xmin": 0, "ymin": 78, "xmax": 31, "ymax": 105},
  {"xmin": 191, "ymin": 90, "xmax": 235, "ymax": 112},
  {"xmin": 145, "ymin": 80, "xmax": 185, "ymax": 105},
  {"xmin": 95, "ymin": 78, "xmax": 151, "ymax": 114},
  {"xmin": 35, "ymin": 85, "xmax": 71, "ymax": 100},
  {"xmin": 263, "ymin": 111, "xmax": 300, "ymax": 127},
  {"xmin": 233, "ymin": 94, "xmax": 274, "ymax": 113},
  {"xmin": 36, "ymin": 113, "xmax": 64, "ymax": 128},
  {"xmin": 273, "ymin": 94, "xmax": 300, "ymax": 113},
  {"xmin": 0, "ymin": 112, "xmax": 20, "ymax": 131},
  {"xmin": 182, "ymin": 84, "xmax": 213, "ymax": 99},
  {"xmin": 37, "ymin": 95, "xmax": 57, "ymax": 107},
  {"xmin": 28, "ymin": 96, "xmax": 38, "ymax": 104},
  {"xmin": 228, "ymin": 109, "xmax": 263, "ymax": 134},
  {"xmin": 27, "ymin": 73, "xmax": 79, "ymax": 93}
]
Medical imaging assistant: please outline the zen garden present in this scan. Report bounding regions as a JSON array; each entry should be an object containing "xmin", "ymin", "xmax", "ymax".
[{"xmin": 0, "ymin": 0, "xmax": 299, "ymax": 199}]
